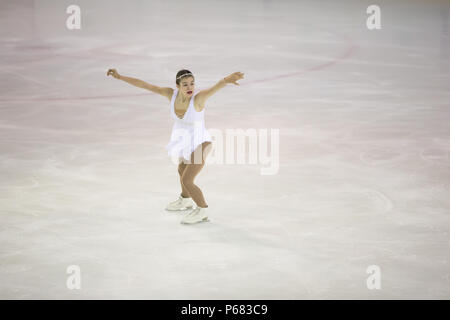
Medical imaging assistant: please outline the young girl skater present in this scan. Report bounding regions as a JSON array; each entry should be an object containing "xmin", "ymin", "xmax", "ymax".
[{"xmin": 106, "ymin": 68, "xmax": 244, "ymax": 224}]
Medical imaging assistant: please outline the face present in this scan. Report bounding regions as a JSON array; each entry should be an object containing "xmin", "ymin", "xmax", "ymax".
[{"xmin": 176, "ymin": 76, "xmax": 195, "ymax": 98}]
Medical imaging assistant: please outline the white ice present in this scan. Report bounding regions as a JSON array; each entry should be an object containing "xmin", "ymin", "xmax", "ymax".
[{"xmin": 0, "ymin": 0, "xmax": 449, "ymax": 299}]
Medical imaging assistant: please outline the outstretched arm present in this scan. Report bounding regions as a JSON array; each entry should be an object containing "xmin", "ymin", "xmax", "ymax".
[
  {"xmin": 196, "ymin": 71, "xmax": 244, "ymax": 106},
  {"xmin": 106, "ymin": 68, "xmax": 172, "ymax": 100}
]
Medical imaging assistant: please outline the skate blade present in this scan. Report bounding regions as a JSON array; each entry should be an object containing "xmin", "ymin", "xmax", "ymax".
[
  {"xmin": 165, "ymin": 206, "xmax": 193, "ymax": 211},
  {"xmin": 181, "ymin": 217, "xmax": 210, "ymax": 224}
]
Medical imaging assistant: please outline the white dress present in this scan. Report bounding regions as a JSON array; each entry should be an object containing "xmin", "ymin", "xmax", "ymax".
[{"xmin": 165, "ymin": 88, "xmax": 212, "ymax": 162}]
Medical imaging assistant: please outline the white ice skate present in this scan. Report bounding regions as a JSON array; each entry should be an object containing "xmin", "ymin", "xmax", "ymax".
[
  {"xmin": 165, "ymin": 195, "xmax": 194, "ymax": 211},
  {"xmin": 180, "ymin": 206, "xmax": 209, "ymax": 224}
]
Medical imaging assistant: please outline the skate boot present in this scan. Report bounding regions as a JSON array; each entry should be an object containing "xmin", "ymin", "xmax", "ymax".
[
  {"xmin": 180, "ymin": 206, "xmax": 209, "ymax": 224},
  {"xmin": 165, "ymin": 195, "xmax": 194, "ymax": 211}
]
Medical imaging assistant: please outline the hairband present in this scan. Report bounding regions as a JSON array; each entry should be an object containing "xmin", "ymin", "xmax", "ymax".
[{"xmin": 176, "ymin": 73, "xmax": 193, "ymax": 80}]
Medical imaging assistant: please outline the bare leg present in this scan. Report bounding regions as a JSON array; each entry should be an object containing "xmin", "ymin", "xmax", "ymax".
[
  {"xmin": 180, "ymin": 141, "xmax": 213, "ymax": 208},
  {"xmin": 177, "ymin": 160, "xmax": 190, "ymax": 198}
]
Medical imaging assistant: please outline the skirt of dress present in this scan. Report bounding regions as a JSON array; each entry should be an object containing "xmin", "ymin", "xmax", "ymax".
[{"xmin": 165, "ymin": 129, "xmax": 212, "ymax": 162}]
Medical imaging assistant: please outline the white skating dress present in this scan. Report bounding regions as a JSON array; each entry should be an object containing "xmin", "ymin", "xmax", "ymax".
[{"xmin": 165, "ymin": 88, "xmax": 212, "ymax": 162}]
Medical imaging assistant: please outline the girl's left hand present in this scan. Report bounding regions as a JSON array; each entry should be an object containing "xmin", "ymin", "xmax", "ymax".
[{"xmin": 225, "ymin": 72, "xmax": 244, "ymax": 85}]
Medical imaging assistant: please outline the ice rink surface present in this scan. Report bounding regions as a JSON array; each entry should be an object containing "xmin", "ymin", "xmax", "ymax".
[{"xmin": 0, "ymin": 0, "xmax": 449, "ymax": 299}]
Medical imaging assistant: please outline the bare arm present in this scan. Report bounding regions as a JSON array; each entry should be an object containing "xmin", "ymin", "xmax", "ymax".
[
  {"xmin": 196, "ymin": 72, "xmax": 244, "ymax": 106},
  {"xmin": 106, "ymin": 68, "xmax": 172, "ymax": 100}
]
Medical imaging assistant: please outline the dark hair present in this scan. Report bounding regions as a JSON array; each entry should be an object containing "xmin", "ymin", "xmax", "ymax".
[{"xmin": 176, "ymin": 69, "xmax": 194, "ymax": 85}]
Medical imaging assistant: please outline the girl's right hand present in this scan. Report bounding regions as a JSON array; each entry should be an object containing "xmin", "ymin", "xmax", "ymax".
[{"xmin": 107, "ymin": 68, "xmax": 120, "ymax": 79}]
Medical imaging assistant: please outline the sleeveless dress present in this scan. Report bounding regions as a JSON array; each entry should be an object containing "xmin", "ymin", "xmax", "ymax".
[{"xmin": 165, "ymin": 88, "xmax": 212, "ymax": 162}]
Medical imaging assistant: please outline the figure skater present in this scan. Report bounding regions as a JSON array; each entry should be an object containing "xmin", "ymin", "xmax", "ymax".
[{"xmin": 107, "ymin": 68, "xmax": 244, "ymax": 224}]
